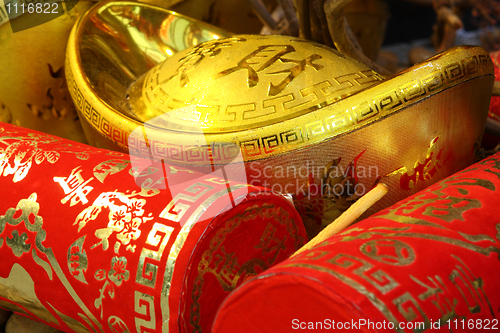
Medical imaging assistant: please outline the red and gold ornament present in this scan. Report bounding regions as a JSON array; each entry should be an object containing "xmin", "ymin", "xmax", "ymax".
[{"xmin": 0, "ymin": 122, "xmax": 307, "ymax": 333}]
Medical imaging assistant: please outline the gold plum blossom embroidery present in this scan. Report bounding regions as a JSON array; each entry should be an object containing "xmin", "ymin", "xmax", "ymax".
[
  {"xmin": 0, "ymin": 130, "xmax": 124, "ymax": 175},
  {"xmin": 94, "ymin": 256, "xmax": 130, "ymax": 319},
  {"xmin": 75, "ymin": 190, "xmax": 155, "ymax": 254},
  {"xmin": 0, "ymin": 140, "xmax": 60, "ymax": 182}
]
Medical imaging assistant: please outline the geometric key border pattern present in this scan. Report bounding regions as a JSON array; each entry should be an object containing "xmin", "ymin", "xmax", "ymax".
[{"xmin": 67, "ymin": 53, "xmax": 492, "ymax": 163}]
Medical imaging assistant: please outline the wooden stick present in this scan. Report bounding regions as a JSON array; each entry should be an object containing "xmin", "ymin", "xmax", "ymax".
[{"xmin": 292, "ymin": 182, "xmax": 388, "ymax": 257}]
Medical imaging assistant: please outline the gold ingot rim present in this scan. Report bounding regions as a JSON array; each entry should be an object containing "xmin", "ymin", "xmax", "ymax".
[
  {"xmin": 66, "ymin": 1, "xmax": 495, "ymax": 163},
  {"xmin": 66, "ymin": 0, "xmax": 233, "ymax": 148}
]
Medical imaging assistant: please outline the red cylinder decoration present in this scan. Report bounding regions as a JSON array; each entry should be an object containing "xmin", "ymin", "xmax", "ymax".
[
  {"xmin": 214, "ymin": 153, "xmax": 500, "ymax": 332},
  {"xmin": 0, "ymin": 122, "xmax": 307, "ymax": 333}
]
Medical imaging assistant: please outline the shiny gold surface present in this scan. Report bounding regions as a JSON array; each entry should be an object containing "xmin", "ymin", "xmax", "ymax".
[
  {"xmin": 66, "ymin": 1, "xmax": 494, "ymax": 231},
  {"xmin": 67, "ymin": 5, "xmax": 493, "ymax": 160},
  {"xmin": 72, "ymin": 0, "xmax": 231, "ymax": 125},
  {"xmin": 127, "ymin": 35, "xmax": 384, "ymax": 132}
]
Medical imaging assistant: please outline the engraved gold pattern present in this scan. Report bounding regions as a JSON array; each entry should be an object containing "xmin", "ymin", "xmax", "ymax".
[
  {"xmin": 160, "ymin": 37, "xmax": 246, "ymax": 89},
  {"xmin": 133, "ymin": 55, "xmax": 489, "ymax": 161},
  {"xmin": 67, "ymin": 20, "xmax": 493, "ymax": 162},
  {"xmin": 216, "ymin": 44, "xmax": 323, "ymax": 96},
  {"xmin": 139, "ymin": 36, "xmax": 383, "ymax": 133}
]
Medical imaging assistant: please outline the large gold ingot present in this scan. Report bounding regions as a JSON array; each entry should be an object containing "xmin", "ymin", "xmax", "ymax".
[{"xmin": 66, "ymin": 1, "xmax": 494, "ymax": 234}]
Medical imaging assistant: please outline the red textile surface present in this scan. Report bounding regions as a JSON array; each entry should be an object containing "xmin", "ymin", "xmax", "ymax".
[
  {"xmin": 214, "ymin": 153, "xmax": 500, "ymax": 332},
  {"xmin": 0, "ymin": 122, "xmax": 307, "ymax": 332}
]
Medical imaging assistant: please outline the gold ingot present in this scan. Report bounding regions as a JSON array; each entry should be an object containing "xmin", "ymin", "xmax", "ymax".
[
  {"xmin": 67, "ymin": 1, "xmax": 494, "ymax": 235},
  {"xmin": 126, "ymin": 36, "xmax": 384, "ymax": 132},
  {"xmin": 0, "ymin": 1, "xmax": 94, "ymax": 143}
]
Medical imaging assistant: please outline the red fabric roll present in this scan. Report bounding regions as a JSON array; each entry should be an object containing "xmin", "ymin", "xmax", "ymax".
[
  {"xmin": 214, "ymin": 153, "xmax": 500, "ymax": 332},
  {"xmin": 0, "ymin": 122, "xmax": 307, "ymax": 333}
]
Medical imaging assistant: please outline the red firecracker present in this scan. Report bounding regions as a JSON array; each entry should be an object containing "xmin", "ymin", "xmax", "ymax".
[
  {"xmin": 0, "ymin": 122, "xmax": 307, "ymax": 333},
  {"xmin": 214, "ymin": 152, "xmax": 500, "ymax": 332}
]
